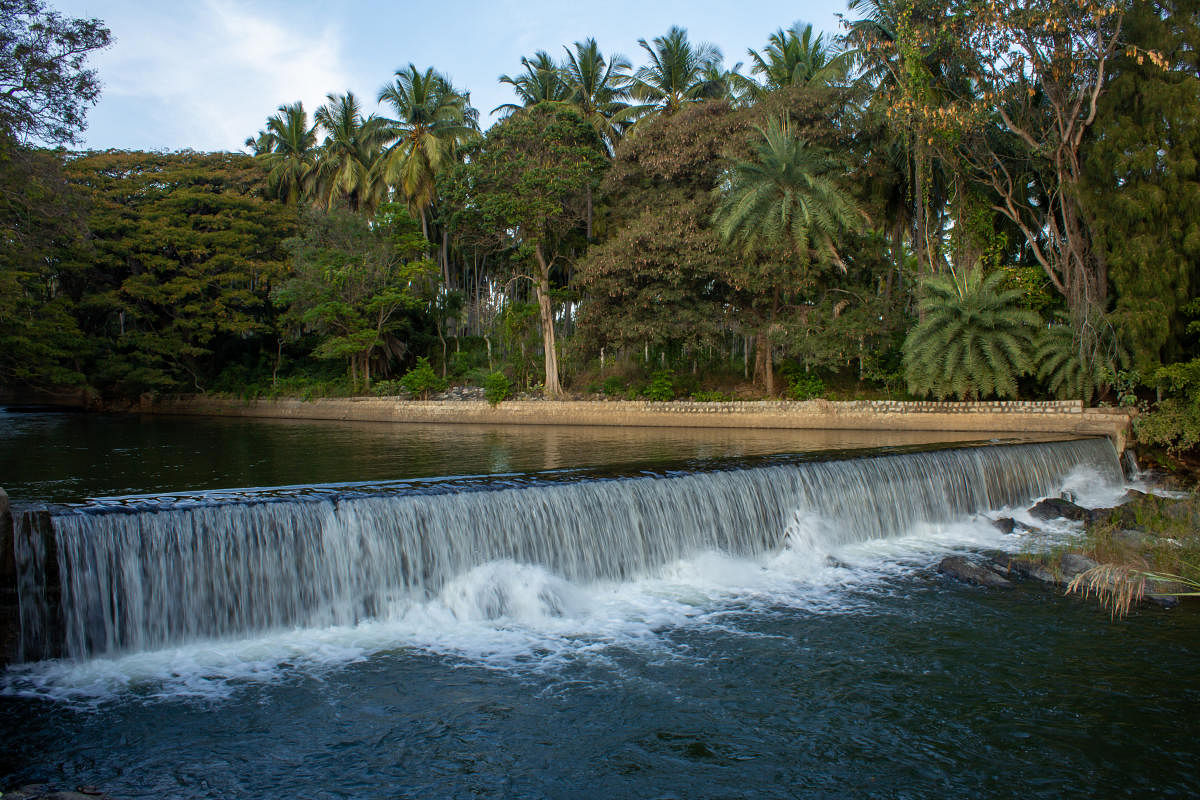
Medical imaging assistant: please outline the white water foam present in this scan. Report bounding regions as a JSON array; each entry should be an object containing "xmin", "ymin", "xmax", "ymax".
[{"xmin": 2, "ymin": 465, "xmax": 1130, "ymax": 706}]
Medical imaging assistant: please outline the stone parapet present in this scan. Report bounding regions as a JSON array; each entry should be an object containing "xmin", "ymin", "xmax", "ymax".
[{"xmin": 138, "ymin": 395, "xmax": 1135, "ymax": 452}]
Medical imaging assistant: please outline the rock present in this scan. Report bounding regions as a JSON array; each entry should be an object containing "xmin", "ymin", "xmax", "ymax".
[
  {"xmin": 1029, "ymin": 497, "xmax": 1090, "ymax": 522},
  {"xmin": 993, "ymin": 555, "xmax": 1060, "ymax": 585},
  {"xmin": 1059, "ymin": 553, "xmax": 1099, "ymax": 580},
  {"xmin": 991, "ymin": 517, "xmax": 1017, "ymax": 534},
  {"xmin": 938, "ymin": 556, "xmax": 1014, "ymax": 589}
]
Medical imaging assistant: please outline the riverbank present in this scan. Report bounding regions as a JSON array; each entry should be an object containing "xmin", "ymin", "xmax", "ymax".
[{"xmin": 129, "ymin": 395, "xmax": 1137, "ymax": 452}]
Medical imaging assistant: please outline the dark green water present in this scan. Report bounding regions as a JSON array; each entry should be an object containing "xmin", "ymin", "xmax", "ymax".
[{"xmin": 0, "ymin": 409, "xmax": 1196, "ymax": 799}]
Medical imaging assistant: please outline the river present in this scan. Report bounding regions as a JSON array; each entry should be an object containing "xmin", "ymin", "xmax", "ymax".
[{"xmin": 0, "ymin": 408, "xmax": 1195, "ymax": 799}]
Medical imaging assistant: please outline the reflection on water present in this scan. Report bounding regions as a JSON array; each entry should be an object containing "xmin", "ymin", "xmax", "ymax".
[{"xmin": 0, "ymin": 409, "xmax": 1038, "ymax": 503}]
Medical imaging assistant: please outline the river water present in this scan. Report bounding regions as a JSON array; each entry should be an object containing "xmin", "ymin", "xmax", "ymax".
[{"xmin": 0, "ymin": 409, "xmax": 1196, "ymax": 799}]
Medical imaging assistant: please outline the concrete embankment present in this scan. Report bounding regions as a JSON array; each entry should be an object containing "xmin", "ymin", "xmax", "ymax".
[{"xmin": 136, "ymin": 395, "xmax": 1136, "ymax": 452}]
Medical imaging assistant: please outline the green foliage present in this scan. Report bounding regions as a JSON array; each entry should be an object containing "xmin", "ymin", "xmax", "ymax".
[
  {"xmin": 372, "ymin": 379, "xmax": 406, "ymax": 397},
  {"xmin": 399, "ymin": 357, "xmax": 446, "ymax": 399},
  {"xmin": 780, "ymin": 365, "xmax": 825, "ymax": 400},
  {"xmin": 0, "ymin": 0, "xmax": 111, "ymax": 145},
  {"xmin": 275, "ymin": 207, "xmax": 437, "ymax": 390},
  {"xmin": 643, "ymin": 369, "xmax": 676, "ymax": 401},
  {"xmin": 601, "ymin": 375, "xmax": 625, "ymax": 396},
  {"xmin": 903, "ymin": 268, "xmax": 1040, "ymax": 400},
  {"xmin": 691, "ymin": 390, "xmax": 731, "ymax": 402},
  {"xmin": 1034, "ymin": 314, "xmax": 1128, "ymax": 403},
  {"xmin": 483, "ymin": 371, "xmax": 512, "ymax": 406}
]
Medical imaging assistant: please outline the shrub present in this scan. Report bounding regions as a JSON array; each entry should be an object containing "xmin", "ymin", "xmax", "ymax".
[
  {"xmin": 602, "ymin": 375, "xmax": 625, "ymax": 396},
  {"xmin": 643, "ymin": 370, "xmax": 675, "ymax": 401},
  {"xmin": 787, "ymin": 371, "xmax": 825, "ymax": 400},
  {"xmin": 372, "ymin": 379, "xmax": 406, "ymax": 397},
  {"xmin": 692, "ymin": 390, "xmax": 730, "ymax": 402},
  {"xmin": 400, "ymin": 357, "xmax": 447, "ymax": 399},
  {"xmin": 483, "ymin": 371, "xmax": 512, "ymax": 406}
]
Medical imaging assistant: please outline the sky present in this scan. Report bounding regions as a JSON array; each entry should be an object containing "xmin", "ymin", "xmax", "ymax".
[{"xmin": 51, "ymin": 0, "xmax": 849, "ymax": 153}]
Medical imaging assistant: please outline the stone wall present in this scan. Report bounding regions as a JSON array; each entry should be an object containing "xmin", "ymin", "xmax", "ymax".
[{"xmin": 138, "ymin": 395, "xmax": 1135, "ymax": 452}]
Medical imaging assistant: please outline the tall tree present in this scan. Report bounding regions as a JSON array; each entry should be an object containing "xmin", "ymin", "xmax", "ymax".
[
  {"xmin": 493, "ymin": 51, "xmax": 570, "ymax": 116},
  {"xmin": 712, "ymin": 117, "xmax": 865, "ymax": 393},
  {"xmin": 254, "ymin": 102, "xmax": 318, "ymax": 205},
  {"xmin": 313, "ymin": 91, "xmax": 386, "ymax": 214},
  {"xmin": 376, "ymin": 64, "xmax": 478, "ymax": 236},
  {"xmin": 740, "ymin": 22, "xmax": 849, "ymax": 101},
  {"xmin": 628, "ymin": 26, "xmax": 725, "ymax": 123},
  {"xmin": 467, "ymin": 105, "xmax": 607, "ymax": 397},
  {"xmin": 560, "ymin": 38, "xmax": 633, "ymax": 154},
  {"xmin": 0, "ymin": 0, "xmax": 111, "ymax": 145}
]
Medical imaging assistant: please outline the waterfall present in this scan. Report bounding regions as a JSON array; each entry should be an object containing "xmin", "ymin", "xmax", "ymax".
[{"xmin": 13, "ymin": 438, "xmax": 1120, "ymax": 662}]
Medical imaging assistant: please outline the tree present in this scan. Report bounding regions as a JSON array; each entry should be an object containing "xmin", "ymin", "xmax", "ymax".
[
  {"xmin": 903, "ymin": 268, "xmax": 1041, "ymax": 400},
  {"xmin": 1084, "ymin": 0, "xmax": 1200, "ymax": 374},
  {"xmin": 628, "ymin": 26, "xmax": 725, "ymax": 124},
  {"xmin": 712, "ymin": 117, "xmax": 865, "ymax": 393},
  {"xmin": 0, "ymin": 0, "xmax": 111, "ymax": 145},
  {"xmin": 63, "ymin": 151, "xmax": 296, "ymax": 394},
  {"xmin": 313, "ymin": 92, "xmax": 386, "ymax": 214},
  {"xmin": 467, "ymin": 105, "xmax": 607, "ymax": 397},
  {"xmin": 739, "ymin": 23, "xmax": 850, "ymax": 101},
  {"xmin": 560, "ymin": 38, "xmax": 633, "ymax": 155},
  {"xmin": 376, "ymin": 64, "xmax": 478, "ymax": 235},
  {"xmin": 253, "ymin": 101, "xmax": 318, "ymax": 205},
  {"xmin": 275, "ymin": 207, "xmax": 438, "ymax": 389},
  {"xmin": 494, "ymin": 52, "xmax": 569, "ymax": 116}
]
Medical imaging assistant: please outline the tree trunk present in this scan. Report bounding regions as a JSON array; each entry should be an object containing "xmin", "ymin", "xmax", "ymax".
[{"xmin": 533, "ymin": 243, "xmax": 562, "ymax": 398}]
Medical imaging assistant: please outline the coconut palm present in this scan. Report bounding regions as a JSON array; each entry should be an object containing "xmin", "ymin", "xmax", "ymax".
[
  {"xmin": 313, "ymin": 92, "xmax": 387, "ymax": 214},
  {"xmin": 740, "ymin": 23, "xmax": 849, "ymax": 101},
  {"xmin": 255, "ymin": 102, "xmax": 318, "ymax": 206},
  {"xmin": 376, "ymin": 64, "xmax": 478, "ymax": 235},
  {"xmin": 903, "ymin": 268, "xmax": 1041, "ymax": 400},
  {"xmin": 712, "ymin": 117, "xmax": 863, "ymax": 269},
  {"xmin": 627, "ymin": 26, "xmax": 724, "ymax": 124},
  {"xmin": 560, "ymin": 38, "xmax": 632, "ymax": 154},
  {"xmin": 493, "ymin": 52, "xmax": 570, "ymax": 117}
]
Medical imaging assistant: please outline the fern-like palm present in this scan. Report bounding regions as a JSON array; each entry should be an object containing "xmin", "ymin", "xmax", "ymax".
[
  {"xmin": 903, "ymin": 268, "xmax": 1041, "ymax": 400},
  {"xmin": 1035, "ymin": 313, "xmax": 1127, "ymax": 402},
  {"xmin": 712, "ymin": 117, "xmax": 862, "ymax": 268}
]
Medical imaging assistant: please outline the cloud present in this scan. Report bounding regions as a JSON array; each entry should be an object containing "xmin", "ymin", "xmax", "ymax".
[{"xmin": 93, "ymin": 0, "xmax": 352, "ymax": 151}]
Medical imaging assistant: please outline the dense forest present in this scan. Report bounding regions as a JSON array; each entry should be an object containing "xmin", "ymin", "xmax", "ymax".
[{"xmin": 4, "ymin": 1, "xmax": 1200, "ymax": 450}]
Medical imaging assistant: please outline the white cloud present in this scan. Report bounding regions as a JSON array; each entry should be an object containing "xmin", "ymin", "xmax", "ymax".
[{"xmin": 92, "ymin": 1, "xmax": 352, "ymax": 151}]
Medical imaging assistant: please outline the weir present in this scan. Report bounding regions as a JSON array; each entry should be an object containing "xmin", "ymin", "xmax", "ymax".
[{"xmin": 2, "ymin": 438, "xmax": 1121, "ymax": 665}]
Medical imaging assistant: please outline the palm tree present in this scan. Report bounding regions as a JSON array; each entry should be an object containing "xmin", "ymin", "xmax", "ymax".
[
  {"xmin": 712, "ymin": 117, "xmax": 864, "ymax": 394},
  {"xmin": 712, "ymin": 117, "xmax": 863, "ymax": 268},
  {"xmin": 256, "ymin": 102, "xmax": 318, "ymax": 205},
  {"xmin": 1035, "ymin": 312, "xmax": 1127, "ymax": 403},
  {"xmin": 903, "ymin": 268, "xmax": 1041, "ymax": 400},
  {"xmin": 560, "ymin": 38, "xmax": 632, "ymax": 154},
  {"xmin": 376, "ymin": 64, "xmax": 478, "ymax": 237},
  {"xmin": 627, "ymin": 26, "xmax": 724, "ymax": 124},
  {"xmin": 740, "ymin": 23, "xmax": 849, "ymax": 101},
  {"xmin": 493, "ymin": 51, "xmax": 570, "ymax": 117},
  {"xmin": 313, "ymin": 92, "xmax": 387, "ymax": 214}
]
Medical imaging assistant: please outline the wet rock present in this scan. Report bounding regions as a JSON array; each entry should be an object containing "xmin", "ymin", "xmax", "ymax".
[
  {"xmin": 991, "ymin": 517, "xmax": 1017, "ymax": 534},
  {"xmin": 1059, "ymin": 553, "xmax": 1099, "ymax": 581},
  {"xmin": 938, "ymin": 556, "xmax": 1014, "ymax": 589},
  {"xmin": 824, "ymin": 555, "xmax": 850, "ymax": 569},
  {"xmin": 993, "ymin": 555, "xmax": 1060, "ymax": 585},
  {"xmin": 1, "ymin": 787, "xmax": 112, "ymax": 800},
  {"xmin": 1029, "ymin": 497, "xmax": 1091, "ymax": 522}
]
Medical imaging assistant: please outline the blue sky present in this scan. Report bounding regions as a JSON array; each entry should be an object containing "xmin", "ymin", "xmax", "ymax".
[{"xmin": 52, "ymin": 0, "xmax": 849, "ymax": 152}]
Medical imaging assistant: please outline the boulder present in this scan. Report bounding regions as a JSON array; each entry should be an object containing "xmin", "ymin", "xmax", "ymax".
[
  {"xmin": 991, "ymin": 517, "xmax": 1017, "ymax": 534},
  {"xmin": 1059, "ymin": 553, "xmax": 1099, "ymax": 581},
  {"xmin": 1029, "ymin": 497, "xmax": 1090, "ymax": 522},
  {"xmin": 993, "ymin": 555, "xmax": 1060, "ymax": 585},
  {"xmin": 938, "ymin": 556, "xmax": 1014, "ymax": 589}
]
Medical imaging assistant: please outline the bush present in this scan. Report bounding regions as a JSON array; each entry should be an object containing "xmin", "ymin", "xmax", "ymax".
[
  {"xmin": 484, "ymin": 371, "xmax": 512, "ymax": 406},
  {"xmin": 692, "ymin": 390, "xmax": 731, "ymax": 402},
  {"xmin": 787, "ymin": 371, "xmax": 825, "ymax": 401},
  {"xmin": 602, "ymin": 375, "xmax": 625, "ymax": 396},
  {"xmin": 643, "ymin": 370, "xmax": 675, "ymax": 401},
  {"xmin": 400, "ymin": 357, "xmax": 447, "ymax": 399},
  {"xmin": 372, "ymin": 379, "xmax": 406, "ymax": 397}
]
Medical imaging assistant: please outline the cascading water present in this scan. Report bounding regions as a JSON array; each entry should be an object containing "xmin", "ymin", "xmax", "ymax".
[{"xmin": 12, "ymin": 438, "xmax": 1122, "ymax": 663}]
